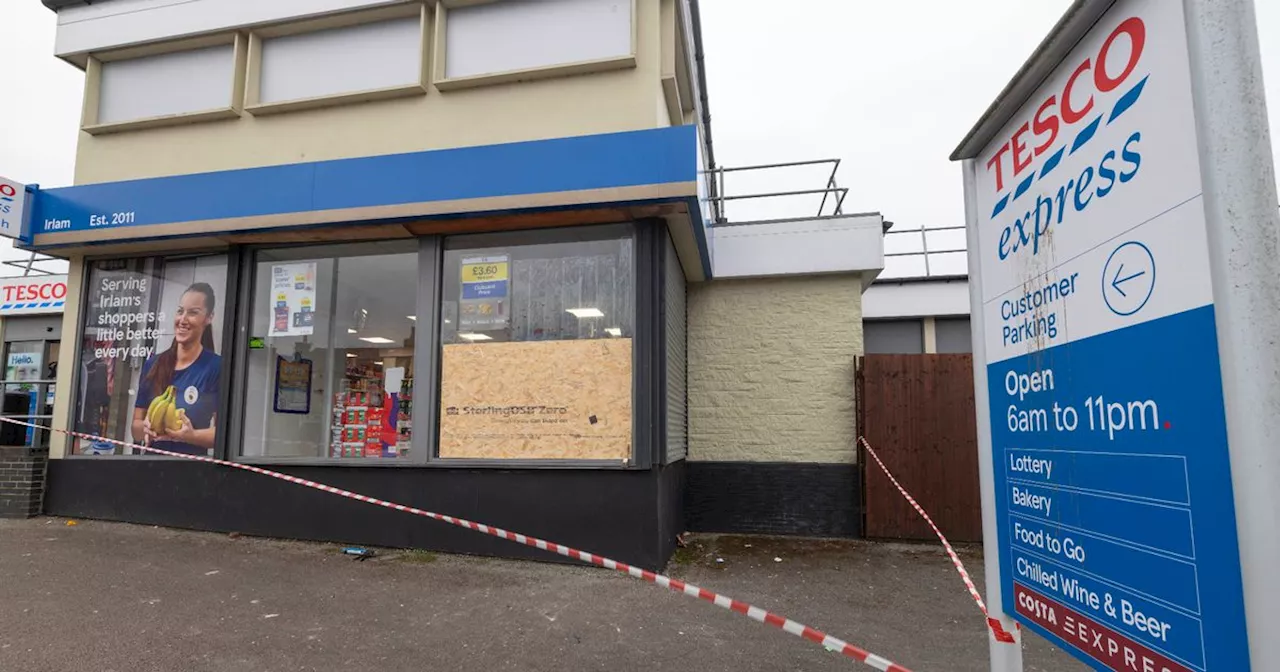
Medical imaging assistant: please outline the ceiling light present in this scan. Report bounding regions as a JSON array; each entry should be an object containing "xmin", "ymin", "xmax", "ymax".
[
  {"xmin": 347, "ymin": 328, "xmax": 358, "ymax": 334},
  {"xmin": 407, "ymin": 315, "xmax": 416, "ymax": 321},
  {"xmin": 359, "ymin": 336, "xmax": 395, "ymax": 344},
  {"xmin": 566, "ymin": 307, "xmax": 604, "ymax": 318},
  {"xmin": 605, "ymin": 327, "xmax": 622, "ymax": 337},
  {"xmin": 373, "ymin": 361, "xmax": 384, "ymax": 366},
  {"xmin": 346, "ymin": 353, "xmax": 357, "ymax": 358},
  {"xmin": 458, "ymin": 332, "xmax": 492, "ymax": 342}
]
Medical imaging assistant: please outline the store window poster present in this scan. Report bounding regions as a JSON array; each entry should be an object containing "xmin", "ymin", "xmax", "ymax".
[
  {"xmin": 270, "ymin": 262, "xmax": 317, "ymax": 337},
  {"xmin": 74, "ymin": 255, "xmax": 228, "ymax": 456},
  {"xmin": 273, "ymin": 354, "xmax": 313, "ymax": 414},
  {"xmin": 6, "ymin": 351, "xmax": 42, "ymax": 383}
]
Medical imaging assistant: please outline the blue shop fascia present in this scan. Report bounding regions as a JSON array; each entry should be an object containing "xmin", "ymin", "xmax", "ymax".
[{"xmin": 24, "ymin": 125, "xmax": 713, "ymax": 570}]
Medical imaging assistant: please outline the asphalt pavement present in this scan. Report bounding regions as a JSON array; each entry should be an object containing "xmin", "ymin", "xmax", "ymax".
[{"xmin": 0, "ymin": 518, "xmax": 1084, "ymax": 671}]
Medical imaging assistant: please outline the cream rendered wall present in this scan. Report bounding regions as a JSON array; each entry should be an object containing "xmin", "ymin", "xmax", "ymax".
[
  {"xmin": 687, "ymin": 274, "xmax": 865, "ymax": 465},
  {"xmin": 72, "ymin": 0, "xmax": 666, "ymax": 184},
  {"xmin": 48, "ymin": 256, "xmax": 84, "ymax": 460}
]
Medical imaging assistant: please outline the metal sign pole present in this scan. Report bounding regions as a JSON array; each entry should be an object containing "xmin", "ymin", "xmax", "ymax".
[
  {"xmin": 1182, "ymin": 0, "xmax": 1280, "ymax": 666},
  {"xmin": 962, "ymin": 160, "xmax": 1023, "ymax": 672}
]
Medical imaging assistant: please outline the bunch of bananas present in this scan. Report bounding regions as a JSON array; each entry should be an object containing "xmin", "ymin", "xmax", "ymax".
[{"xmin": 146, "ymin": 385, "xmax": 187, "ymax": 434}]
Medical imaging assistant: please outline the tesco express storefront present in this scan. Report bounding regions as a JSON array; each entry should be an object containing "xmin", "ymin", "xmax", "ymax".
[
  {"xmin": 0, "ymin": 275, "xmax": 68, "ymax": 449},
  {"xmin": 27, "ymin": 127, "xmax": 710, "ymax": 569}
]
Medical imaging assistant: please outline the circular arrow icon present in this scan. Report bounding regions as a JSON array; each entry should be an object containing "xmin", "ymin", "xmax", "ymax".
[{"xmin": 1102, "ymin": 241, "xmax": 1156, "ymax": 317}]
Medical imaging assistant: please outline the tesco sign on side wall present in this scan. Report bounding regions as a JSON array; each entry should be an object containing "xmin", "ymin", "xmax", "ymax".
[{"xmin": 0, "ymin": 275, "xmax": 69, "ymax": 316}]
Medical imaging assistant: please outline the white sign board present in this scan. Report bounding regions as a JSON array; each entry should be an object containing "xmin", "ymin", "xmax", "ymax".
[
  {"xmin": 0, "ymin": 275, "xmax": 68, "ymax": 315},
  {"xmin": 962, "ymin": 1, "xmax": 1262, "ymax": 669},
  {"xmin": 0, "ymin": 176, "xmax": 26, "ymax": 240}
]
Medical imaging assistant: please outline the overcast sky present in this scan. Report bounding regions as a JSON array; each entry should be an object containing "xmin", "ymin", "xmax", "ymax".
[{"xmin": 0, "ymin": 1, "xmax": 1277, "ymax": 278}]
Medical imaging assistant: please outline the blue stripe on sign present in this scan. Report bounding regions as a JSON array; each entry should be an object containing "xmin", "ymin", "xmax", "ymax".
[
  {"xmin": 0, "ymin": 304, "xmax": 10, "ymax": 310},
  {"xmin": 990, "ymin": 193, "xmax": 1011, "ymax": 219},
  {"xmin": 1012, "ymin": 172, "xmax": 1035, "ymax": 201},
  {"xmin": 1108, "ymin": 75, "xmax": 1149, "ymax": 125},
  {"xmin": 1038, "ymin": 147, "xmax": 1066, "ymax": 180},
  {"xmin": 1069, "ymin": 115, "xmax": 1103, "ymax": 155},
  {"xmin": 38, "ymin": 302, "xmax": 51, "ymax": 308},
  {"xmin": 34, "ymin": 126, "xmax": 700, "ymax": 237}
]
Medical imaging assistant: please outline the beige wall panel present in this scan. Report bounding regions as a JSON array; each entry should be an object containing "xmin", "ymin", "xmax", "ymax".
[
  {"xmin": 73, "ymin": 0, "xmax": 665, "ymax": 185},
  {"xmin": 48, "ymin": 257, "xmax": 85, "ymax": 459},
  {"xmin": 687, "ymin": 275, "xmax": 865, "ymax": 464},
  {"xmin": 439, "ymin": 339, "xmax": 632, "ymax": 460}
]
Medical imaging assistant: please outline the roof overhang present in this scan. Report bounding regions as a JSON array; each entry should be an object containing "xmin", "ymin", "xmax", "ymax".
[
  {"xmin": 708, "ymin": 213, "xmax": 885, "ymax": 289},
  {"xmin": 24, "ymin": 126, "xmax": 717, "ymax": 280}
]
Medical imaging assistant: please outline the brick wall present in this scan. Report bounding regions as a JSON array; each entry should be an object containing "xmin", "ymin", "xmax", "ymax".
[
  {"xmin": 687, "ymin": 274, "xmax": 864, "ymax": 464},
  {"xmin": 0, "ymin": 446, "xmax": 48, "ymax": 518}
]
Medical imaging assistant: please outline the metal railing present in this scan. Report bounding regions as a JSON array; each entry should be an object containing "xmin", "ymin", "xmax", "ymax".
[
  {"xmin": 883, "ymin": 224, "xmax": 969, "ymax": 278},
  {"xmin": 4, "ymin": 250, "xmax": 62, "ymax": 276},
  {"xmin": 705, "ymin": 158, "xmax": 849, "ymax": 225}
]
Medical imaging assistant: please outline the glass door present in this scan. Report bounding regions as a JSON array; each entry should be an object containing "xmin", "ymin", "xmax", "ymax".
[{"xmin": 2, "ymin": 340, "xmax": 57, "ymax": 449}]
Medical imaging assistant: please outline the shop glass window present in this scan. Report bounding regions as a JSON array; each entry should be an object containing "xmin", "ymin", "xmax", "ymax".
[
  {"xmin": 437, "ymin": 226, "xmax": 635, "ymax": 461},
  {"xmin": 72, "ymin": 255, "xmax": 229, "ymax": 456},
  {"xmin": 240, "ymin": 242, "xmax": 418, "ymax": 461},
  {"xmin": 1, "ymin": 340, "xmax": 58, "ymax": 449}
]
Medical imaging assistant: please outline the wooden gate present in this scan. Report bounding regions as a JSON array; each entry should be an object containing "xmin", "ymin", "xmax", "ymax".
[{"xmin": 856, "ymin": 354, "xmax": 983, "ymax": 542}]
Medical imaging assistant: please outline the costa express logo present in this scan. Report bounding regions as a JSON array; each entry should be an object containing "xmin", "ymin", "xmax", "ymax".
[{"xmin": 986, "ymin": 17, "xmax": 1149, "ymax": 262}]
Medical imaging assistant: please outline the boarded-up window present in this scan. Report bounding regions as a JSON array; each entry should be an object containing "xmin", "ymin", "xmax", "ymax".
[{"xmin": 438, "ymin": 226, "xmax": 635, "ymax": 461}]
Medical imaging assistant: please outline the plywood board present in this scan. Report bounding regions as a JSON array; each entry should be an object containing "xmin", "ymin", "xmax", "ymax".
[{"xmin": 439, "ymin": 338, "xmax": 632, "ymax": 460}]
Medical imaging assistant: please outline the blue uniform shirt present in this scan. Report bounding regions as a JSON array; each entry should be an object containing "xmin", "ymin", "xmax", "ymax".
[{"xmin": 135, "ymin": 348, "xmax": 221, "ymax": 455}]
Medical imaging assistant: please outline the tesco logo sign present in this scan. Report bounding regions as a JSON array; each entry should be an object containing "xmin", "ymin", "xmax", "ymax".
[
  {"xmin": 0, "ymin": 276, "xmax": 69, "ymax": 314},
  {"xmin": 3, "ymin": 281, "xmax": 67, "ymax": 302},
  {"xmin": 987, "ymin": 17, "xmax": 1147, "ymax": 195}
]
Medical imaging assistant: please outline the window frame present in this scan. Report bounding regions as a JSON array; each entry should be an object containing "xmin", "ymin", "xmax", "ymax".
[
  {"xmin": 66, "ymin": 223, "xmax": 659, "ymax": 470},
  {"xmin": 427, "ymin": 222, "xmax": 654, "ymax": 469},
  {"xmin": 431, "ymin": 0, "xmax": 638, "ymax": 92},
  {"xmin": 229, "ymin": 239, "xmax": 427, "ymax": 467},
  {"xmin": 62, "ymin": 247, "xmax": 241, "ymax": 460},
  {"xmin": 243, "ymin": 3, "xmax": 431, "ymax": 117},
  {"xmin": 660, "ymin": 0, "xmax": 696, "ymax": 127},
  {"xmin": 81, "ymin": 33, "xmax": 248, "ymax": 136}
]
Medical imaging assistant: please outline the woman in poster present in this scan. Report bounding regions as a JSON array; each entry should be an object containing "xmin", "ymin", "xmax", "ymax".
[{"xmin": 130, "ymin": 283, "xmax": 221, "ymax": 455}]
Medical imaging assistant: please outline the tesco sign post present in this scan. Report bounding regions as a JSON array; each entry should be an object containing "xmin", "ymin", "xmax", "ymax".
[
  {"xmin": 0, "ymin": 276, "xmax": 68, "ymax": 316},
  {"xmin": 0, "ymin": 176, "xmax": 27, "ymax": 241},
  {"xmin": 953, "ymin": 1, "xmax": 1280, "ymax": 671}
]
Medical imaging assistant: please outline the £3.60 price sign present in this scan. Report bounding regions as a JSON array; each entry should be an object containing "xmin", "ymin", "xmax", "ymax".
[
  {"xmin": 461, "ymin": 259, "xmax": 509, "ymax": 283},
  {"xmin": 459, "ymin": 255, "xmax": 510, "ymax": 331}
]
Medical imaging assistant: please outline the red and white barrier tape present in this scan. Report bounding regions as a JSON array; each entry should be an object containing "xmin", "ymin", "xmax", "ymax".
[
  {"xmin": 858, "ymin": 437, "xmax": 1018, "ymax": 644},
  {"xmin": 8, "ymin": 418, "xmax": 911, "ymax": 672}
]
